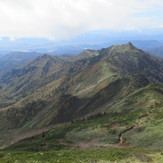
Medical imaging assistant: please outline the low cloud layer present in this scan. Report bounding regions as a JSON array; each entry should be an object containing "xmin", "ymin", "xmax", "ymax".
[{"xmin": 0, "ymin": 0, "xmax": 162, "ymax": 40}]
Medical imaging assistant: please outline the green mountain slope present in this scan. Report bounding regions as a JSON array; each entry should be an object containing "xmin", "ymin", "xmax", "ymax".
[
  {"xmin": 7, "ymin": 84, "xmax": 163, "ymax": 151},
  {"xmin": 0, "ymin": 43, "xmax": 162, "ymax": 150},
  {"xmin": 0, "ymin": 51, "xmax": 42, "ymax": 77},
  {"xmin": 0, "ymin": 50, "xmax": 103, "ymax": 108}
]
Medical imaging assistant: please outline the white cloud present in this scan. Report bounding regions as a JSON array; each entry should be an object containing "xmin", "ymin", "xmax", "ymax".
[
  {"xmin": 159, "ymin": 25, "xmax": 163, "ymax": 28},
  {"xmin": 0, "ymin": 0, "xmax": 162, "ymax": 40}
]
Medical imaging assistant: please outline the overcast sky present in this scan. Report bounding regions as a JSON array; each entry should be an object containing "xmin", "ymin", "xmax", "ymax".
[{"xmin": 0, "ymin": 0, "xmax": 163, "ymax": 40}]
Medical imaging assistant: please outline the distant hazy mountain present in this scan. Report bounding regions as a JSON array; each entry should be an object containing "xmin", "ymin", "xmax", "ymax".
[
  {"xmin": 0, "ymin": 29, "xmax": 163, "ymax": 56},
  {"xmin": 0, "ymin": 51, "xmax": 43, "ymax": 76},
  {"xmin": 128, "ymin": 40, "xmax": 162, "ymax": 50},
  {"xmin": 149, "ymin": 46, "xmax": 163, "ymax": 57}
]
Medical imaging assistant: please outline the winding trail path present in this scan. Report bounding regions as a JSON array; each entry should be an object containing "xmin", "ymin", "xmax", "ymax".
[{"xmin": 118, "ymin": 116, "xmax": 145, "ymax": 144}]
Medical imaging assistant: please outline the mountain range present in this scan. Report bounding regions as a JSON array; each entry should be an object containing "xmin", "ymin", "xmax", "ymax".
[{"xmin": 0, "ymin": 42, "xmax": 162, "ymax": 154}]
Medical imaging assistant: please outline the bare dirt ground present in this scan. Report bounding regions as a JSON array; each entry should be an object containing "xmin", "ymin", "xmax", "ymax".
[{"xmin": 67, "ymin": 140, "xmax": 133, "ymax": 150}]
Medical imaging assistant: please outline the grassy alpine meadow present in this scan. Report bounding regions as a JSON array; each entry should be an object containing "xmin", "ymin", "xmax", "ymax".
[{"xmin": 0, "ymin": 149, "xmax": 163, "ymax": 163}]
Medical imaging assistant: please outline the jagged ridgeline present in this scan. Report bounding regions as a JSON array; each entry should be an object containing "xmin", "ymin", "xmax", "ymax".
[{"xmin": 0, "ymin": 43, "xmax": 163, "ymax": 150}]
